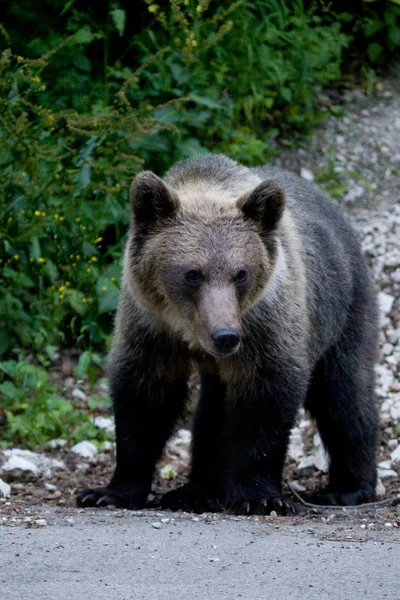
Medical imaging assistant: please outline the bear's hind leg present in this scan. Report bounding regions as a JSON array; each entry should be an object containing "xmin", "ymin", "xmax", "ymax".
[{"xmin": 305, "ymin": 326, "xmax": 378, "ymax": 506}]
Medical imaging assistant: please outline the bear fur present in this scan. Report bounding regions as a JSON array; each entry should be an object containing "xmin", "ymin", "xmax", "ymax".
[{"xmin": 77, "ymin": 154, "xmax": 378, "ymax": 514}]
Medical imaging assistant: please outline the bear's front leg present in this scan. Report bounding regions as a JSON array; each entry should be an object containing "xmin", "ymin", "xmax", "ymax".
[
  {"xmin": 162, "ymin": 366, "xmax": 307, "ymax": 515},
  {"xmin": 76, "ymin": 330, "xmax": 190, "ymax": 509}
]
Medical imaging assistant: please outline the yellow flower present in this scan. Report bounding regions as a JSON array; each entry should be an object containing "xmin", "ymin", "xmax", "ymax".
[
  {"xmin": 192, "ymin": 40, "xmax": 198, "ymax": 47},
  {"xmin": 55, "ymin": 173, "xmax": 60, "ymax": 179},
  {"xmin": 102, "ymin": 286, "xmax": 108, "ymax": 292},
  {"xmin": 111, "ymin": 277, "xmax": 116, "ymax": 282},
  {"xmin": 95, "ymin": 237, "xmax": 103, "ymax": 243},
  {"xmin": 81, "ymin": 225, "xmax": 87, "ymax": 231},
  {"xmin": 76, "ymin": 255, "xmax": 81, "ymax": 260},
  {"xmin": 32, "ymin": 76, "xmax": 41, "ymax": 83},
  {"xmin": 14, "ymin": 255, "xmax": 19, "ymax": 260},
  {"xmin": 116, "ymin": 183, "xmax": 121, "ymax": 189},
  {"xmin": 82, "ymin": 297, "xmax": 88, "ymax": 303},
  {"xmin": 41, "ymin": 211, "xmax": 46, "ymax": 217},
  {"xmin": 59, "ymin": 216, "xmax": 65, "ymax": 222},
  {"xmin": 75, "ymin": 217, "xmax": 81, "ymax": 223},
  {"xmin": 30, "ymin": 257, "xmax": 34, "ymax": 263},
  {"xmin": 38, "ymin": 257, "xmax": 46, "ymax": 263},
  {"xmin": 148, "ymin": 4, "xmax": 159, "ymax": 13},
  {"xmin": 66, "ymin": 281, "xmax": 71, "ymax": 287},
  {"xmin": 54, "ymin": 214, "xmax": 59, "ymax": 220},
  {"xmin": 90, "ymin": 256, "xmax": 98, "ymax": 262},
  {"xmin": 86, "ymin": 268, "xmax": 91, "ymax": 274},
  {"xmin": 17, "ymin": 56, "xmax": 24, "ymax": 62},
  {"xmin": 59, "ymin": 294, "xmax": 65, "ymax": 300},
  {"xmin": 59, "ymin": 286, "xmax": 65, "ymax": 292},
  {"xmin": 50, "ymin": 127, "xmax": 55, "ymax": 131},
  {"xmin": 41, "ymin": 85, "xmax": 46, "ymax": 91},
  {"xmin": 34, "ymin": 210, "xmax": 41, "ymax": 216}
]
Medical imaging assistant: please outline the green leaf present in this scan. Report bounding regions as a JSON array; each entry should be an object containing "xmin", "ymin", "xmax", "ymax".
[
  {"xmin": 44, "ymin": 260, "xmax": 58, "ymax": 284},
  {"xmin": 0, "ymin": 381, "xmax": 20, "ymax": 400},
  {"xmin": 367, "ymin": 42, "xmax": 384, "ymax": 62},
  {"xmin": 188, "ymin": 95, "xmax": 223, "ymax": 110},
  {"xmin": 73, "ymin": 27, "xmax": 96, "ymax": 45},
  {"xmin": 388, "ymin": 25, "xmax": 400, "ymax": 46},
  {"xmin": 97, "ymin": 278, "xmax": 120, "ymax": 314},
  {"xmin": 77, "ymin": 350, "xmax": 91, "ymax": 377},
  {"xmin": 111, "ymin": 9, "xmax": 126, "ymax": 37}
]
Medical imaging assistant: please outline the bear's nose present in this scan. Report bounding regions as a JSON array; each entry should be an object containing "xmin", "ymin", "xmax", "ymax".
[{"xmin": 211, "ymin": 329, "xmax": 241, "ymax": 356}]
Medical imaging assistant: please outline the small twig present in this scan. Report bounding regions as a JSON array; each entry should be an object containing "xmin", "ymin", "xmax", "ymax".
[{"xmin": 286, "ymin": 481, "xmax": 400, "ymax": 510}]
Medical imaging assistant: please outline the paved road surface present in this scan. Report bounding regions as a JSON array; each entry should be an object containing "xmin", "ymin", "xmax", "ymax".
[{"xmin": 1, "ymin": 508, "xmax": 399, "ymax": 599}]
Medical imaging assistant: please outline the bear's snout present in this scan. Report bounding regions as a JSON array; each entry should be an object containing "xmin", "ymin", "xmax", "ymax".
[{"xmin": 211, "ymin": 328, "xmax": 242, "ymax": 356}]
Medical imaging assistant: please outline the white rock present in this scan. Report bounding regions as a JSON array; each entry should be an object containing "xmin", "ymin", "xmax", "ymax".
[
  {"xmin": 390, "ymin": 445, "xmax": 400, "ymax": 463},
  {"xmin": 377, "ymin": 460, "xmax": 397, "ymax": 478},
  {"xmin": 70, "ymin": 441, "xmax": 98, "ymax": 458},
  {"xmin": 166, "ymin": 429, "xmax": 191, "ymax": 461},
  {"xmin": 387, "ymin": 439, "xmax": 398, "ymax": 450},
  {"xmin": 92, "ymin": 416, "xmax": 115, "ymax": 437},
  {"xmin": 72, "ymin": 388, "xmax": 87, "ymax": 400},
  {"xmin": 288, "ymin": 428, "xmax": 304, "ymax": 461},
  {"xmin": 300, "ymin": 168, "xmax": 314, "ymax": 182},
  {"xmin": 386, "ymin": 328, "xmax": 400, "ymax": 345},
  {"xmin": 0, "ymin": 478, "xmax": 11, "ymax": 498},
  {"xmin": 389, "ymin": 402, "xmax": 400, "ymax": 422},
  {"xmin": 102, "ymin": 441, "xmax": 115, "ymax": 452},
  {"xmin": 378, "ymin": 291, "xmax": 395, "ymax": 314},
  {"xmin": 47, "ymin": 439, "xmax": 67, "ymax": 449},
  {"xmin": 0, "ymin": 449, "xmax": 64, "ymax": 481},
  {"xmin": 382, "ymin": 343, "xmax": 394, "ymax": 356},
  {"xmin": 375, "ymin": 479, "xmax": 386, "ymax": 497},
  {"xmin": 34, "ymin": 519, "xmax": 47, "ymax": 527}
]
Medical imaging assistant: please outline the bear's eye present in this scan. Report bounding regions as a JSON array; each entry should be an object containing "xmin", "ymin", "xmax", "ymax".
[
  {"xmin": 235, "ymin": 270, "xmax": 248, "ymax": 285},
  {"xmin": 185, "ymin": 270, "xmax": 203, "ymax": 287}
]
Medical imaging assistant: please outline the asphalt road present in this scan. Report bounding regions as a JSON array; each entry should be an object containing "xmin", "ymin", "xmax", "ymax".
[{"xmin": 1, "ymin": 508, "xmax": 399, "ymax": 600}]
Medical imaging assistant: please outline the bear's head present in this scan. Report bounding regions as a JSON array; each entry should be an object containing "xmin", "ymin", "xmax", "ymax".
[{"xmin": 126, "ymin": 161, "xmax": 285, "ymax": 358}]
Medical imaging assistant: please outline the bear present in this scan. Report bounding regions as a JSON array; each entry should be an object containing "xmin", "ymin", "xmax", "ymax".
[{"xmin": 76, "ymin": 154, "xmax": 378, "ymax": 515}]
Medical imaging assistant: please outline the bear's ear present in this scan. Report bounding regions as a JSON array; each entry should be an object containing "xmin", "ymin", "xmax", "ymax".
[
  {"xmin": 237, "ymin": 179, "xmax": 285, "ymax": 231},
  {"xmin": 130, "ymin": 171, "xmax": 179, "ymax": 225}
]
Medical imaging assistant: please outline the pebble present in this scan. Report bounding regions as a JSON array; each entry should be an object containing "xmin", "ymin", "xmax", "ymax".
[
  {"xmin": 390, "ymin": 445, "xmax": 400, "ymax": 463},
  {"xmin": 378, "ymin": 292, "xmax": 395, "ymax": 314},
  {"xmin": 0, "ymin": 478, "xmax": 11, "ymax": 499},
  {"xmin": 72, "ymin": 388, "xmax": 87, "ymax": 400},
  {"xmin": 300, "ymin": 167, "xmax": 314, "ymax": 182},
  {"xmin": 151, "ymin": 522, "xmax": 162, "ymax": 529},
  {"xmin": 34, "ymin": 519, "xmax": 47, "ymax": 527},
  {"xmin": 70, "ymin": 441, "xmax": 98, "ymax": 458},
  {"xmin": 0, "ymin": 449, "xmax": 65, "ymax": 482}
]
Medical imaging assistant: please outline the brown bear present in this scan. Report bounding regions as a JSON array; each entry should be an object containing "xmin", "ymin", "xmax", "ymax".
[{"xmin": 77, "ymin": 154, "xmax": 378, "ymax": 514}]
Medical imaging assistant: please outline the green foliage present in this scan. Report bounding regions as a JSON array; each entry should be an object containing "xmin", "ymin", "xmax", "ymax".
[
  {"xmin": 0, "ymin": 359, "xmax": 112, "ymax": 447},
  {"xmin": 334, "ymin": 0, "xmax": 400, "ymax": 63}
]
